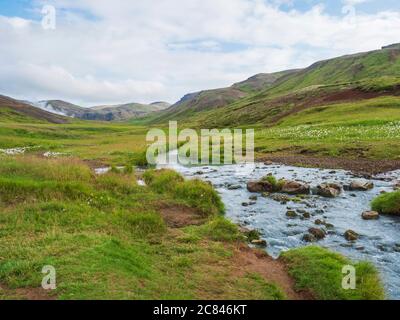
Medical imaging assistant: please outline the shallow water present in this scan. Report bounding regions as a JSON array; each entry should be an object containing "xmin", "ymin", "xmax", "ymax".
[{"xmin": 158, "ymin": 158, "xmax": 400, "ymax": 299}]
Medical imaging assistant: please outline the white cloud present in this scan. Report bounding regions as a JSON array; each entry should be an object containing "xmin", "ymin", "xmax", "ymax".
[{"xmin": 0, "ymin": 0, "xmax": 399, "ymax": 105}]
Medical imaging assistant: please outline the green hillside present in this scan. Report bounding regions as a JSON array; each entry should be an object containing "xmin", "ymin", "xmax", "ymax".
[{"xmin": 151, "ymin": 44, "xmax": 400, "ymax": 128}]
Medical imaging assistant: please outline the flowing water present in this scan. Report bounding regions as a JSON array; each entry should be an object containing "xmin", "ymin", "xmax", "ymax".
[{"xmin": 158, "ymin": 155, "xmax": 400, "ymax": 299}]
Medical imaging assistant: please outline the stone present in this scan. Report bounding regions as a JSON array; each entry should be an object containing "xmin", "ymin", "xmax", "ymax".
[
  {"xmin": 361, "ymin": 211, "xmax": 379, "ymax": 220},
  {"xmin": 270, "ymin": 194, "xmax": 291, "ymax": 202},
  {"xmin": 344, "ymin": 230, "xmax": 359, "ymax": 241},
  {"xmin": 309, "ymin": 228, "xmax": 326, "ymax": 240},
  {"xmin": 347, "ymin": 180, "xmax": 374, "ymax": 191},
  {"xmin": 251, "ymin": 239, "xmax": 268, "ymax": 247},
  {"xmin": 249, "ymin": 195, "xmax": 258, "ymax": 201},
  {"xmin": 286, "ymin": 210, "xmax": 298, "ymax": 218},
  {"xmin": 314, "ymin": 183, "xmax": 342, "ymax": 198},
  {"xmin": 302, "ymin": 212, "xmax": 311, "ymax": 219},
  {"xmin": 247, "ymin": 181, "xmax": 273, "ymax": 193},
  {"xmin": 227, "ymin": 184, "xmax": 242, "ymax": 190},
  {"xmin": 281, "ymin": 181, "xmax": 310, "ymax": 195},
  {"xmin": 302, "ymin": 234, "xmax": 316, "ymax": 243}
]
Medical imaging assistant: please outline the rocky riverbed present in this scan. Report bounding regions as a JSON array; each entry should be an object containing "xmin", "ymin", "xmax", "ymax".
[{"xmin": 159, "ymin": 158, "xmax": 400, "ymax": 299}]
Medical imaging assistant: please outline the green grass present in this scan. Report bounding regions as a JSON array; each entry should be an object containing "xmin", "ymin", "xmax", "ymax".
[
  {"xmin": 0, "ymin": 155, "xmax": 283, "ymax": 300},
  {"xmin": 371, "ymin": 191, "xmax": 400, "ymax": 215},
  {"xmin": 261, "ymin": 175, "xmax": 285, "ymax": 192},
  {"xmin": 144, "ymin": 169, "xmax": 225, "ymax": 216},
  {"xmin": 281, "ymin": 246, "xmax": 385, "ymax": 300},
  {"xmin": 252, "ymin": 96, "xmax": 400, "ymax": 159}
]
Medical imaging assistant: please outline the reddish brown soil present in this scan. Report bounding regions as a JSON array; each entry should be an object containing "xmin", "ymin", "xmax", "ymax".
[
  {"xmin": 0, "ymin": 284, "xmax": 56, "ymax": 300},
  {"xmin": 230, "ymin": 244, "xmax": 313, "ymax": 300},
  {"xmin": 268, "ymin": 86, "xmax": 400, "ymax": 125},
  {"xmin": 259, "ymin": 154, "xmax": 400, "ymax": 176},
  {"xmin": 159, "ymin": 204, "xmax": 206, "ymax": 228}
]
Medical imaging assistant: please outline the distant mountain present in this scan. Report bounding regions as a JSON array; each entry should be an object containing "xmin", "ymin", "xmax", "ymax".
[
  {"xmin": 150, "ymin": 70, "xmax": 300, "ymax": 122},
  {"xmin": 89, "ymin": 101, "xmax": 171, "ymax": 121},
  {"xmin": 0, "ymin": 95, "xmax": 68, "ymax": 124},
  {"xmin": 32, "ymin": 100, "xmax": 86, "ymax": 118},
  {"xmin": 29, "ymin": 100, "xmax": 171, "ymax": 121}
]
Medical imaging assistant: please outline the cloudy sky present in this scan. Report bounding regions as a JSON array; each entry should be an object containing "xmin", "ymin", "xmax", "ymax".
[{"xmin": 0, "ymin": 0, "xmax": 399, "ymax": 106}]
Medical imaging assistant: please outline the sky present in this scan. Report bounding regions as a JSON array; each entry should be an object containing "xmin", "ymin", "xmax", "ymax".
[{"xmin": 0, "ymin": 0, "xmax": 400, "ymax": 106}]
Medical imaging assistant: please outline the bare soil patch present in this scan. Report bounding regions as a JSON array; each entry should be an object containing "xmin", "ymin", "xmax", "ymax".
[
  {"xmin": 159, "ymin": 204, "xmax": 207, "ymax": 228},
  {"xmin": 230, "ymin": 244, "xmax": 313, "ymax": 300},
  {"xmin": 259, "ymin": 154, "xmax": 400, "ymax": 176},
  {"xmin": 0, "ymin": 284, "xmax": 56, "ymax": 300},
  {"xmin": 268, "ymin": 87, "xmax": 400, "ymax": 125}
]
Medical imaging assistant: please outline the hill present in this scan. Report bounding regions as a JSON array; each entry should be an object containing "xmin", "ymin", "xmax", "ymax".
[
  {"xmin": 152, "ymin": 43, "xmax": 400, "ymax": 127},
  {"xmin": 0, "ymin": 95, "xmax": 69, "ymax": 124},
  {"xmin": 151, "ymin": 70, "xmax": 298, "ymax": 122},
  {"xmin": 30, "ymin": 100, "xmax": 171, "ymax": 121}
]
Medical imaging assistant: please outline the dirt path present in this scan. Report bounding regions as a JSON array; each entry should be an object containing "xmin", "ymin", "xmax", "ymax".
[{"xmin": 230, "ymin": 244, "xmax": 313, "ymax": 300}]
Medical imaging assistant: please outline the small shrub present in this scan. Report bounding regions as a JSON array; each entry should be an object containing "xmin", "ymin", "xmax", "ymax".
[
  {"xmin": 173, "ymin": 179, "xmax": 225, "ymax": 216},
  {"xmin": 371, "ymin": 191, "xmax": 400, "ymax": 215},
  {"xmin": 244, "ymin": 229, "xmax": 261, "ymax": 242},
  {"xmin": 197, "ymin": 217, "xmax": 243, "ymax": 242},
  {"xmin": 96, "ymin": 173, "xmax": 138, "ymax": 195},
  {"xmin": 143, "ymin": 169, "xmax": 184, "ymax": 194},
  {"xmin": 130, "ymin": 151, "xmax": 150, "ymax": 167},
  {"xmin": 261, "ymin": 175, "xmax": 285, "ymax": 192}
]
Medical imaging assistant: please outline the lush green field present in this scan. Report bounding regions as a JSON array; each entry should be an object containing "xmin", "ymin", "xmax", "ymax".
[
  {"xmin": 254, "ymin": 96, "xmax": 400, "ymax": 159},
  {"xmin": 0, "ymin": 156, "xmax": 287, "ymax": 300},
  {"xmin": 0, "ymin": 120, "xmax": 152, "ymax": 166},
  {"xmin": 0, "ymin": 155, "xmax": 384, "ymax": 300}
]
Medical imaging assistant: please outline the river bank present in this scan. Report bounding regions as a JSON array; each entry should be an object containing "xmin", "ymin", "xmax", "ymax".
[{"xmin": 159, "ymin": 157, "xmax": 400, "ymax": 299}]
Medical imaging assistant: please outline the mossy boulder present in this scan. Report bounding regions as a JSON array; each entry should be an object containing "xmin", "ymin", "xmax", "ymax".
[
  {"xmin": 281, "ymin": 181, "xmax": 310, "ymax": 195},
  {"xmin": 314, "ymin": 183, "xmax": 342, "ymax": 198}
]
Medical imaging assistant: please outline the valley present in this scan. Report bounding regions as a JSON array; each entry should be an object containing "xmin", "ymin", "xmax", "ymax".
[{"xmin": 1, "ymin": 43, "xmax": 400, "ymax": 300}]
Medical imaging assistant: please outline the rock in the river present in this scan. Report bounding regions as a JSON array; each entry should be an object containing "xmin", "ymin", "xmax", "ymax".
[
  {"xmin": 286, "ymin": 210, "xmax": 298, "ymax": 218},
  {"xmin": 344, "ymin": 230, "xmax": 359, "ymax": 241},
  {"xmin": 251, "ymin": 239, "xmax": 268, "ymax": 247},
  {"xmin": 302, "ymin": 234, "xmax": 316, "ymax": 243},
  {"xmin": 314, "ymin": 183, "xmax": 342, "ymax": 198},
  {"xmin": 249, "ymin": 195, "xmax": 258, "ymax": 201},
  {"xmin": 227, "ymin": 184, "xmax": 242, "ymax": 190},
  {"xmin": 309, "ymin": 227, "xmax": 326, "ymax": 240},
  {"xmin": 281, "ymin": 181, "xmax": 310, "ymax": 195},
  {"xmin": 270, "ymin": 194, "xmax": 291, "ymax": 203},
  {"xmin": 247, "ymin": 181, "xmax": 273, "ymax": 193},
  {"xmin": 361, "ymin": 211, "xmax": 380, "ymax": 220},
  {"xmin": 346, "ymin": 180, "xmax": 374, "ymax": 191},
  {"xmin": 302, "ymin": 212, "xmax": 311, "ymax": 219}
]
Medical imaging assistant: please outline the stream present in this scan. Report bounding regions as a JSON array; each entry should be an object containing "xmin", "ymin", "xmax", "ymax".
[{"xmin": 157, "ymin": 155, "xmax": 400, "ymax": 299}]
